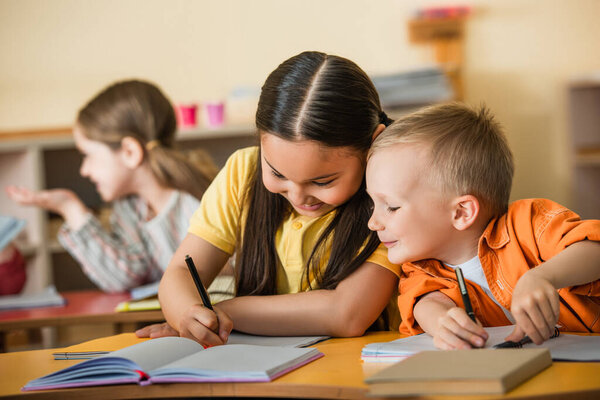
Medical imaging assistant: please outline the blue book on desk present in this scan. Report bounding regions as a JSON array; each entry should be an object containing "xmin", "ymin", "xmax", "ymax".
[
  {"xmin": 23, "ymin": 336, "xmax": 323, "ymax": 391},
  {"xmin": 0, "ymin": 215, "xmax": 26, "ymax": 252}
]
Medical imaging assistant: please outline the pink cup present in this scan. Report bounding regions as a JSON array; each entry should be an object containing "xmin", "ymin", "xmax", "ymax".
[
  {"xmin": 176, "ymin": 103, "xmax": 198, "ymax": 129},
  {"xmin": 204, "ymin": 101, "xmax": 225, "ymax": 127}
]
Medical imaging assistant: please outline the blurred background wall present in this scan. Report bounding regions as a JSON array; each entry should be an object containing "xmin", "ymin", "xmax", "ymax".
[{"xmin": 1, "ymin": 0, "xmax": 599, "ymax": 208}]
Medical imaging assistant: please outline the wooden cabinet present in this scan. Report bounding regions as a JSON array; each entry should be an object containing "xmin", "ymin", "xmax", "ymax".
[
  {"xmin": 568, "ymin": 79, "xmax": 600, "ymax": 219},
  {"xmin": 0, "ymin": 125, "xmax": 255, "ymax": 293}
]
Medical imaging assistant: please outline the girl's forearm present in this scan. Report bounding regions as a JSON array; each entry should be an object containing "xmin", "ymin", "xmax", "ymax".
[
  {"xmin": 219, "ymin": 264, "xmax": 398, "ymax": 337},
  {"xmin": 61, "ymin": 198, "xmax": 91, "ymax": 230},
  {"xmin": 159, "ymin": 265, "xmax": 206, "ymax": 331},
  {"xmin": 533, "ymin": 240, "xmax": 600, "ymax": 289},
  {"xmin": 158, "ymin": 234, "xmax": 231, "ymax": 332}
]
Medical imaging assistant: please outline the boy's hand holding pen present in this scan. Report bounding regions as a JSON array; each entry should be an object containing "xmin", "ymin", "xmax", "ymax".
[{"xmin": 454, "ymin": 267, "xmax": 488, "ymax": 348}]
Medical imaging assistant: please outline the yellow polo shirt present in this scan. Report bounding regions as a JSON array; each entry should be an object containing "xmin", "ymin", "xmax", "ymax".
[{"xmin": 189, "ymin": 147, "xmax": 400, "ymax": 294}]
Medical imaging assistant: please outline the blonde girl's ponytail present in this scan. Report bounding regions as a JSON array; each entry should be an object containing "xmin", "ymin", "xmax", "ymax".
[
  {"xmin": 145, "ymin": 144, "xmax": 217, "ymax": 200},
  {"xmin": 77, "ymin": 80, "xmax": 217, "ymax": 200}
]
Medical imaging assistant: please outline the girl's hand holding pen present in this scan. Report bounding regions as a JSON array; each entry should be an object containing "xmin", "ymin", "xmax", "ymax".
[
  {"xmin": 178, "ymin": 303, "xmax": 233, "ymax": 347},
  {"xmin": 179, "ymin": 254, "xmax": 233, "ymax": 346}
]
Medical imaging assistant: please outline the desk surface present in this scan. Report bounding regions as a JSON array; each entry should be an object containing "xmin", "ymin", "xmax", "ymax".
[
  {"xmin": 0, "ymin": 290, "xmax": 164, "ymax": 331},
  {"xmin": 1, "ymin": 331, "xmax": 600, "ymax": 400}
]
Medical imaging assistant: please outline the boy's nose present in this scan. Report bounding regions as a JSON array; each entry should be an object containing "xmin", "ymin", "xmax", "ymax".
[{"xmin": 367, "ymin": 214, "xmax": 383, "ymax": 231}]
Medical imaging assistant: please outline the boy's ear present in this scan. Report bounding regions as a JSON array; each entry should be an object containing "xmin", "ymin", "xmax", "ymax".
[
  {"xmin": 119, "ymin": 136, "xmax": 144, "ymax": 169},
  {"xmin": 451, "ymin": 195, "xmax": 480, "ymax": 231},
  {"xmin": 371, "ymin": 123, "xmax": 386, "ymax": 142}
]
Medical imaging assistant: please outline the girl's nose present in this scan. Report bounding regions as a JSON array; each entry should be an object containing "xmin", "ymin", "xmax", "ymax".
[{"xmin": 287, "ymin": 184, "xmax": 308, "ymax": 205}]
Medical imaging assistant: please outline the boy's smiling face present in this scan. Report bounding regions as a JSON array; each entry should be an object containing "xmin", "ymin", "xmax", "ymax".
[{"xmin": 366, "ymin": 143, "xmax": 456, "ymax": 265}]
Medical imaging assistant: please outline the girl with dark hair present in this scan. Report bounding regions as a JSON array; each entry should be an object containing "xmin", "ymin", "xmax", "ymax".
[
  {"xmin": 157, "ymin": 52, "xmax": 400, "ymax": 345},
  {"xmin": 7, "ymin": 80, "xmax": 222, "ymax": 293}
]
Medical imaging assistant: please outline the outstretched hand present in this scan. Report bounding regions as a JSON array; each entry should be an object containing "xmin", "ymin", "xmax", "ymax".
[
  {"xmin": 6, "ymin": 186, "xmax": 90, "ymax": 229},
  {"xmin": 6, "ymin": 186, "xmax": 82, "ymax": 215}
]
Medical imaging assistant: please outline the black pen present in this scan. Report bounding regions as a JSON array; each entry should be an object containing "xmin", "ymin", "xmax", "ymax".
[
  {"xmin": 455, "ymin": 267, "xmax": 476, "ymax": 322},
  {"xmin": 184, "ymin": 254, "xmax": 213, "ymax": 311},
  {"xmin": 493, "ymin": 327, "xmax": 560, "ymax": 349}
]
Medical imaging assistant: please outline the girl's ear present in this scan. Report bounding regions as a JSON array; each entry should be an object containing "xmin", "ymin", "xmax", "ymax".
[
  {"xmin": 119, "ymin": 136, "xmax": 144, "ymax": 169},
  {"xmin": 451, "ymin": 195, "xmax": 480, "ymax": 231},
  {"xmin": 371, "ymin": 123, "xmax": 386, "ymax": 142}
]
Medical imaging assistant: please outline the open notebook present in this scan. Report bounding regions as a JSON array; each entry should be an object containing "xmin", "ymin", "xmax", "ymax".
[
  {"xmin": 362, "ymin": 325, "xmax": 600, "ymax": 362},
  {"xmin": 24, "ymin": 336, "xmax": 323, "ymax": 391}
]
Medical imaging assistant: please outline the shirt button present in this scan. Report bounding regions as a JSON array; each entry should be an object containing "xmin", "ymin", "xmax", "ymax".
[{"xmin": 292, "ymin": 221, "xmax": 303, "ymax": 230}]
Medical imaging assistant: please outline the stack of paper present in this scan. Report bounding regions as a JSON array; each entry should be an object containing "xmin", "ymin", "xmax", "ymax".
[
  {"xmin": 0, "ymin": 286, "xmax": 65, "ymax": 311},
  {"xmin": 362, "ymin": 325, "xmax": 600, "ymax": 362},
  {"xmin": 53, "ymin": 331, "xmax": 329, "ymax": 360}
]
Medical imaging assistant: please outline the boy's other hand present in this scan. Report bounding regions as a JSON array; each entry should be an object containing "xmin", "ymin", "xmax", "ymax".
[
  {"xmin": 510, "ymin": 269, "xmax": 560, "ymax": 344},
  {"xmin": 433, "ymin": 306, "xmax": 488, "ymax": 350}
]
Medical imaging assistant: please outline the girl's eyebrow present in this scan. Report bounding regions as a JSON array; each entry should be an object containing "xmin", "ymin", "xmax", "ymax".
[{"xmin": 263, "ymin": 157, "xmax": 339, "ymax": 181}]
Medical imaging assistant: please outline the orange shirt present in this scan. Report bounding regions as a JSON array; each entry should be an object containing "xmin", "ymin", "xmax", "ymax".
[{"xmin": 398, "ymin": 199, "xmax": 600, "ymax": 335}]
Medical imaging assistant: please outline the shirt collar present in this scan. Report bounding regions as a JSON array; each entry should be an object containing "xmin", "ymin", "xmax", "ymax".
[{"xmin": 480, "ymin": 214, "xmax": 510, "ymax": 249}]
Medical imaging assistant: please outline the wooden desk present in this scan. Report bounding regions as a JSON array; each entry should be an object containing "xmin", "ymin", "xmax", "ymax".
[
  {"xmin": 0, "ymin": 290, "xmax": 164, "ymax": 351},
  {"xmin": 1, "ymin": 331, "xmax": 600, "ymax": 400}
]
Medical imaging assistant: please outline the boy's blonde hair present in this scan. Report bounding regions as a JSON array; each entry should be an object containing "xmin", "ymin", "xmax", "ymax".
[{"xmin": 370, "ymin": 102, "xmax": 514, "ymax": 217}]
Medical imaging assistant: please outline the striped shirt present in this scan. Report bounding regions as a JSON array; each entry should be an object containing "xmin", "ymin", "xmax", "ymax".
[{"xmin": 58, "ymin": 190, "xmax": 200, "ymax": 292}]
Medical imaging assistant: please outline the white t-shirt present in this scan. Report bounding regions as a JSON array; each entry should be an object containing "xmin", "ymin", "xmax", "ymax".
[{"xmin": 445, "ymin": 256, "xmax": 515, "ymax": 323}]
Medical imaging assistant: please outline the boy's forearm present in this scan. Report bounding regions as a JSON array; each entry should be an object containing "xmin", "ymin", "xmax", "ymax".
[
  {"xmin": 413, "ymin": 291, "xmax": 457, "ymax": 336},
  {"xmin": 532, "ymin": 240, "xmax": 600, "ymax": 289}
]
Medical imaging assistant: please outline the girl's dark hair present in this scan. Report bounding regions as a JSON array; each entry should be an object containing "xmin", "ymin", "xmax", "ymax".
[
  {"xmin": 77, "ymin": 80, "xmax": 217, "ymax": 200},
  {"xmin": 236, "ymin": 51, "xmax": 390, "ymax": 296}
]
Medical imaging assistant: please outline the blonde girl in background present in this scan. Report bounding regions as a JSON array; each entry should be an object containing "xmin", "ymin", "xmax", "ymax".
[
  {"xmin": 154, "ymin": 51, "xmax": 401, "ymax": 346},
  {"xmin": 6, "ymin": 80, "xmax": 227, "ymax": 294}
]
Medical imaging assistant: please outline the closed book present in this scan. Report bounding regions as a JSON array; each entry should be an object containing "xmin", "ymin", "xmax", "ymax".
[{"xmin": 365, "ymin": 348, "xmax": 551, "ymax": 396}]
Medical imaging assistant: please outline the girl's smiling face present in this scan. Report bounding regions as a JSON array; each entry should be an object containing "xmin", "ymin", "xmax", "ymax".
[{"xmin": 260, "ymin": 132, "xmax": 366, "ymax": 217}]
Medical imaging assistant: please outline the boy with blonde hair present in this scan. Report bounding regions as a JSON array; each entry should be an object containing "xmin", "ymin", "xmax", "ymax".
[{"xmin": 366, "ymin": 102, "xmax": 600, "ymax": 349}]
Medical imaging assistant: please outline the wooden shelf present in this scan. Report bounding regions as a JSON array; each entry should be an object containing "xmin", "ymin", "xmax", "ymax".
[
  {"xmin": 0, "ymin": 124, "xmax": 255, "ymax": 151},
  {"xmin": 407, "ymin": 16, "xmax": 466, "ymax": 100},
  {"xmin": 568, "ymin": 82, "xmax": 600, "ymax": 219},
  {"xmin": 575, "ymin": 150, "xmax": 600, "ymax": 166}
]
